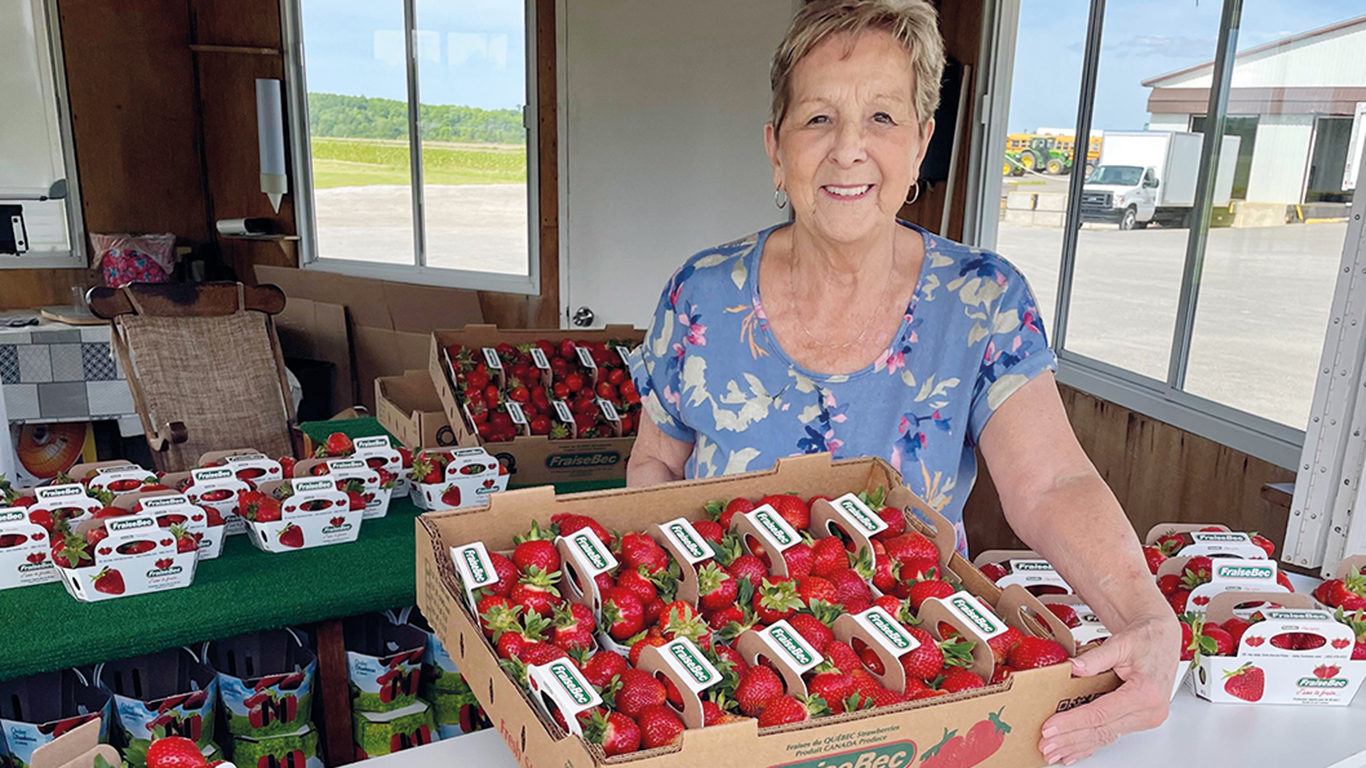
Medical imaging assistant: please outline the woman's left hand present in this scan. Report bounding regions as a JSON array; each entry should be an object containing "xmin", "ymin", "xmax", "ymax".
[{"xmin": 1036, "ymin": 612, "xmax": 1181, "ymax": 764}]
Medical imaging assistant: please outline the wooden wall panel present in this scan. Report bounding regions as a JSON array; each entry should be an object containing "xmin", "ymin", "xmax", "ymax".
[
  {"xmin": 0, "ymin": 269, "xmax": 96, "ymax": 310},
  {"xmin": 963, "ymin": 385, "xmax": 1297, "ymax": 556}
]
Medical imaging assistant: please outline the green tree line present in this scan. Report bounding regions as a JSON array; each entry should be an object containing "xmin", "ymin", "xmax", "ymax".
[{"xmin": 308, "ymin": 92, "xmax": 525, "ymax": 144}]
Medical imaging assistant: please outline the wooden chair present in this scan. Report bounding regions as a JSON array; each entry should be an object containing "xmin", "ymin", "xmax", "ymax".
[{"xmin": 88, "ymin": 282, "xmax": 300, "ymax": 472}]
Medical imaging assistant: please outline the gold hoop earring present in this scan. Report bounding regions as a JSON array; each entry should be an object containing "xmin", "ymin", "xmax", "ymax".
[
  {"xmin": 774, "ymin": 188, "xmax": 789, "ymax": 209},
  {"xmin": 906, "ymin": 181, "xmax": 921, "ymax": 206}
]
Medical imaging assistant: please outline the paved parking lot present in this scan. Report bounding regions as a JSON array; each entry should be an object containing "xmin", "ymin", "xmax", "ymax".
[{"xmin": 997, "ymin": 220, "xmax": 1346, "ymax": 430}]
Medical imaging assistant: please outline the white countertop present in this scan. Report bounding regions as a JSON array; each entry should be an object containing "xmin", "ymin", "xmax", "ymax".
[{"xmin": 355, "ymin": 686, "xmax": 1366, "ymax": 768}]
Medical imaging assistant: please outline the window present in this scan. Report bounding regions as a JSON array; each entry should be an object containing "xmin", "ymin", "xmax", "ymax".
[
  {"xmin": 0, "ymin": 0, "xmax": 83, "ymax": 269},
  {"xmin": 283, "ymin": 0, "xmax": 539, "ymax": 294},
  {"xmin": 979, "ymin": 0, "xmax": 1362, "ymax": 470}
]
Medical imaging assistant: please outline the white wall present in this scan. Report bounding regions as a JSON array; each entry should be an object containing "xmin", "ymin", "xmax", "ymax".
[
  {"xmin": 1147, "ymin": 114, "xmax": 1189, "ymax": 132},
  {"xmin": 1245, "ymin": 115, "xmax": 1314, "ymax": 203},
  {"xmin": 559, "ymin": 0, "xmax": 800, "ymax": 327},
  {"xmin": 1153, "ymin": 24, "xmax": 1366, "ymax": 89}
]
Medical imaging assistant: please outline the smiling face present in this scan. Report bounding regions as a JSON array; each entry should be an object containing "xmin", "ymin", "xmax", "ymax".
[{"xmin": 765, "ymin": 30, "xmax": 934, "ymax": 246}]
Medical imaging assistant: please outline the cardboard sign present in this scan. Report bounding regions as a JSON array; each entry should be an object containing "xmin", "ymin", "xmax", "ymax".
[
  {"xmin": 635, "ymin": 638, "xmax": 721, "ymax": 729},
  {"xmin": 0, "ymin": 508, "xmax": 59, "ymax": 590},
  {"xmin": 526, "ymin": 661, "xmax": 601, "ymax": 736},
  {"xmin": 56, "ymin": 514, "xmax": 198, "ymax": 602},
  {"xmin": 657, "ymin": 518, "xmax": 711, "ymax": 567},
  {"xmin": 452, "ymin": 542, "xmax": 500, "ymax": 612},
  {"xmin": 246, "ymin": 479, "xmax": 362, "ymax": 554},
  {"xmin": 809, "ymin": 493, "xmax": 886, "ymax": 567},
  {"xmin": 506, "ymin": 401, "xmax": 529, "ymax": 427},
  {"xmin": 575, "ymin": 347, "xmax": 597, "ymax": 371},
  {"xmin": 481, "ymin": 347, "xmax": 503, "ymax": 370},
  {"xmin": 730, "ymin": 504, "xmax": 800, "ymax": 575},
  {"xmin": 916, "ymin": 591, "xmax": 1006, "ymax": 680},
  {"xmin": 531, "ymin": 347, "xmax": 551, "ymax": 370},
  {"xmin": 615, "ymin": 346, "xmax": 633, "ymax": 366},
  {"xmin": 184, "ymin": 466, "xmax": 252, "ymax": 537},
  {"xmin": 735, "ymin": 621, "xmax": 823, "ymax": 696}
]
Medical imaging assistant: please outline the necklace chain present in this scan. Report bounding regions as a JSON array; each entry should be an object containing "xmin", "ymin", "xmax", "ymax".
[{"xmin": 787, "ymin": 237, "xmax": 898, "ymax": 350}]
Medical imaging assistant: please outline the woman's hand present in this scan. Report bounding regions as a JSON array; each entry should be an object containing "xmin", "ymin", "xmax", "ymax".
[{"xmin": 1038, "ymin": 612, "xmax": 1181, "ymax": 764}]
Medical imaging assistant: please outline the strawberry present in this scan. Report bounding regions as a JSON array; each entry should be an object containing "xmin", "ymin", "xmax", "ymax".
[
  {"xmin": 584, "ymin": 710, "xmax": 640, "ymax": 756},
  {"xmin": 991, "ymin": 665, "xmax": 1013, "ymax": 685},
  {"xmin": 1044, "ymin": 603, "xmax": 1080, "ymax": 629},
  {"xmin": 1199, "ymin": 625, "xmax": 1235, "ymax": 656},
  {"xmin": 727, "ymin": 554, "xmax": 768, "ymax": 590},
  {"xmin": 797, "ymin": 576, "xmax": 838, "ymax": 607},
  {"xmin": 697, "ymin": 561, "xmax": 739, "ymax": 612},
  {"xmin": 874, "ymin": 594, "xmax": 905, "ymax": 618},
  {"xmin": 810, "ymin": 537, "xmax": 851, "ymax": 578},
  {"xmin": 874, "ymin": 507, "xmax": 906, "ymax": 540},
  {"xmin": 788, "ymin": 611, "xmax": 836, "ymax": 653},
  {"xmin": 1222, "ymin": 663, "xmax": 1264, "ymax": 702},
  {"xmin": 1249, "ymin": 534, "xmax": 1275, "ymax": 558},
  {"xmin": 411, "ymin": 453, "xmax": 444, "ymax": 484},
  {"xmin": 758, "ymin": 694, "xmax": 825, "ymax": 727},
  {"xmin": 692, "ymin": 519, "xmax": 724, "ymax": 545},
  {"xmin": 486, "ymin": 552, "xmax": 519, "ymax": 597},
  {"xmin": 986, "ymin": 626, "xmax": 1024, "ymax": 666},
  {"xmin": 827, "ymin": 568, "xmax": 873, "ymax": 608},
  {"xmin": 1155, "ymin": 532, "xmax": 1187, "ymax": 556},
  {"xmin": 643, "ymin": 598, "xmax": 667, "ymax": 627},
  {"xmin": 753, "ymin": 576, "xmax": 804, "ymax": 624},
  {"xmin": 1169, "ymin": 590, "xmax": 1190, "ymax": 614},
  {"xmin": 601, "ymin": 588, "xmax": 645, "ymax": 641},
  {"xmin": 882, "ymin": 532, "xmax": 939, "ymax": 567},
  {"xmin": 807, "ymin": 668, "xmax": 855, "ymax": 714},
  {"xmin": 518, "ymin": 642, "xmax": 568, "ymax": 667},
  {"xmin": 92, "ymin": 567, "xmax": 125, "ymax": 595},
  {"xmin": 322, "ymin": 432, "xmax": 354, "ymax": 457},
  {"xmin": 476, "ymin": 595, "xmax": 520, "ymax": 638},
  {"xmin": 620, "ymin": 532, "xmax": 669, "ymax": 575},
  {"xmin": 734, "ymin": 665, "xmax": 784, "ymax": 716},
  {"xmin": 495, "ymin": 615, "xmax": 550, "ymax": 660},
  {"xmin": 580, "ymin": 650, "xmax": 629, "ymax": 689},
  {"xmin": 551, "ymin": 512, "xmax": 615, "ymax": 548},
  {"xmin": 551, "ymin": 603, "xmax": 597, "ymax": 653},
  {"xmin": 1221, "ymin": 617, "xmax": 1252, "ymax": 648},
  {"xmin": 1157, "ymin": 574, "xmax": 1182, "ymax": 596},
  {"xmin": 512, "ymin": 538, "xmax": 561, "ymax": 576},
  {"xmin": 1337, "ymin": 608, "xmax": 1366, "ymax": 660},
  {"xmin": 938, "ymin": 666, "xmax": 986, "ymax": 693},
  {"xmin": 782, "ymin": 542, "xmax": 813, "ymax": 579},
  {"xmin": 613, "ymin": 669, "xmax": 666, "ymax": 719},
  {"xmin": 907, "ymin": 579, "xmax": 955, "ymax": 612},
  {"xmin": 1007, "ymin": 637, "xmax": 1068, "ymax": 670},
  {"xmin": 870, "ymin": 554, "xmax": 899, "ymax": 594},
  {"xmin": 758, "ymin": 495, "xmax": 810, "ymax": 531},
  {"xmin": 900, "ymin": 626, "xmax": 973, "ymax": 681},
  {"xmin": 706, "ymin": 604, "xmax": 747, "ymax": 631},
  {"xmin": 616, "ymin": 567, "xmax": 659, "ymax": 605},
  {"xmin": 1276, "ymin": 571, "xmax": 1296, "ymax": 593},
  {"xmin": 706, "ymin": 497, "xmax": 755, "ymax": 530},
  {"xmin": 1180, "ymin": 618, "xmax": 1196, "ymax": 661},
  {"xmin": 510, "ymin": 567, "xmax": 563, "ymax": 618},
  {"xmin": 824, "ymin": 640, "xmax": 861, "ymax": 675},
  {"xmin": 978, "ymin": 562, "xmax": 1007, "ymax": 583},
  {"xmin": 637, "ymin": 704, "xmax": 685, "ymax": 749},
  {"xmin": 145, "ymin": 736, "xmax": 207, "ymax": 768},
  {"xmin": 1142, "ymin": 546, "xmax": 1167, "ymax": 575}
]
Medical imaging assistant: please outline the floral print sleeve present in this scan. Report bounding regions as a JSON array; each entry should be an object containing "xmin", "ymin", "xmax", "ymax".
[
  {"xmin": 629, "ymin": 222, "xmax": 1054, "ymax": 552},
  {"xmin": 965, "ymin": 257, "xmax": 1057, "ymax": 443}
]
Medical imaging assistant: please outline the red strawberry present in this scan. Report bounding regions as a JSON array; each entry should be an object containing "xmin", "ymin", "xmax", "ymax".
[
  {"xmin": 797, "ymin": 576, "xmax": 838, "ymax": 607},
  {"xmin": 734, "ymin": 665, "xmax": 784, "ymax": 716},
  {"xmin": 824, "ymin": 640, "xmax": 861, "ymax": 675},
  {"xmin": 986, "ymin": 626, "xmax": 1025, "ymax": 666},
  {"xmin": 978, "ymin": 562, "xmax": 1007, "ymax": 583},
  {"xmin": 787, "ymin": 611, "xmax": 836, "ymax": 653},
  {"xmin": 629, "ymin": 634, "xmax": 669, "ymax": 668},
  {"xmin": 512, "ymin": 539, "xmax": 560, "ymax": 575},
  {"xmin": 727, "ymin": 555, "xmax": 768, "ymax": 590},
  {"xmin": 758, "ymin": 495, "xmax": 810, "ymax": 532},
  {"xmin": 1250, "ymin": 534, "xmax": 1275, "ymax": 558},
  {"xmin": 697, "ymin": 561, "xmax": 739, "ymax": 612},
  {"xmin": 782, "ymin": 542, "xmax": 813, "ymax": 579},
  {"xmin": 643, "ymin": 598, "xmax": 667, "ymax": 627},
  {"xmin": 709, "ymin": 497, "xmax": 755, "ymax": 530},
  {"xmin": 278, "ymin": 524, "xmax": 304, "ymax": 549},
  {"xmin": 616, "ymin": 567, "xmax": 659, "ymax": 605},
  {"xmin": 551, "ymin": 603, "xmax": 597, "ymax": 653},
  {"xmin": 510, "ymin": 568, "xmax": 563, "ymax": 618},
  {"xmin": 827, "ymin": 569, "xmax": 873, "ymax": 608},
  {"xmin": 810, "ymin": 537, "xmax": 851, "ymax": 578},
  {"xmin": 1007, "ymin": 637, "xmax": 1069, "ymax": 670},
  {"xmin": 1142, "ymin": 546, "xmax": 1167, "ymax": 575},
  {"xmin": 1044, "ymin": 603, "xmax": 1080, "ymax": 629},
  {"xmin": 753, "ymin": 576, "xmax": 805, "ymax": 624},
  {"xmin": 900, "ymin": 626, "xmax": 971, "ymax": 681},
  {"xmin": 551, "ymin": 513, "xmax": 615, "ymax": 548},
  {"xmin": 1180, "ymin": 619, "xmax": 1195, "ymax": 661},
  {"xmin": 145, "ymin": 736, "xmax": 206, "ymax": 768},
  {"xmin": 692, "ymin": 519, "xmax": 724, "ymax": 544},
  {"xmin": 1157, "ymin": 574, "xmax": 1182, "ymax": 596},
  {"xmin": 1169, "ymin": 589, "xmax": 1190, "ymax": 614},
  {"xmin": 1223, "ymin": 663, "xmax": 1264, "ymax": 702},
  {"xmin": 1276, "ymin": 571, "xmax": 1296, "ymax": 593},
  {"xmin": 938, "ymin": 666, "xmax": 986, "ymax": 693},
  {"xmin": 613, "ymin": 669, "xmax": 666, "ymax": 719},
  {"xmin": 580, "ymin": 650, "xmax": 628, "ymax": 688},
  {"xmin": 882, "ymin": 532, "xmax": 938, "ymax": 567},
  {"xmin": 808, "ymin": 670, "xmax": 855, "ymax": 714},
  {"xmin": 519, "ymin": 641, "xmax": 568, "ymax": 667},
  {"xmin": 1200, "ymin": 626, "xmax": 1235, "ymax": 656},
  {"xmin": 907, "ymin": 579, "xmax": 955, "ymax": 612},
  {"xmin": 1221, "ymin": 617, "xmax": 1252, "ymax": 648},
  {"xmin": 875, "ymin": 507, "xmax": 906, "ymax": 540},
  {"xmin": 637, "ymin": 704, "xmax": 685, "ymax": 749},
  {"xmin": 583, "ymin": 711, "xmax": 639, "ymax": 756},
  {"xmin": 323, "ymin": 432, "xmax": 354, "ymax": 456},
  {"xmin": 601, "ymin": 588, "xmax": 645, "ymax": 641},
  {"xmin": 758, "ymin": 694, "xmax": 824, "ymax": 727},
  {"xmin": 476, "ymin": 595, "xmax": 520, "ymax": 637}
]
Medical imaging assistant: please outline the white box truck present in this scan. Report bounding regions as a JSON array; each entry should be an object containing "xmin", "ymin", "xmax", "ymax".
[{"xmin": 1080, "ymin": 131, "xmax": 1240, "ymax": 230}]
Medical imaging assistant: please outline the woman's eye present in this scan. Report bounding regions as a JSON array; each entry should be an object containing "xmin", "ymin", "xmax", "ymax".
[
  {"xmin": 873, "ymin": 112, "xmax": 895, "ymax": 125},
  {"xmin": 808, "ymin": 115, "xmax": 829, "ymax": 125}
]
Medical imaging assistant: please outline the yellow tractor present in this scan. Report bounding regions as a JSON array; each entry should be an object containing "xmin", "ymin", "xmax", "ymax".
[{"xmin": 1002, "ymin": 132, "xmax": 1036, "ymax": 176}]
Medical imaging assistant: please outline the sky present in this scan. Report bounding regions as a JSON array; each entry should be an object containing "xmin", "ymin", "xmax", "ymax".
[
  {"xmin": 300, "ymin": 0, "xmax": 527, "ymax": 110},
  {"xmin": 1009, "ymin": 0, "xmax": 1363, "ymax": 133}
]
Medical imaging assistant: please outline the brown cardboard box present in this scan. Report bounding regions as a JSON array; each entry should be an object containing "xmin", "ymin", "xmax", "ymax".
[
  {"xmin": 256, "ymin": 266, "xmax": 484, "ymax": 412},
  {"xmin": 427, "ymin": 325, "xmax": 645, "ymax": 486},
  {"xmin": 375, "ymin": 371, "xmax": 460, "ymax": 450},
  {"xmin": 415, "ymin": 454, "xmax": 1120, "ymax": 768},
  {"xmin": 276, "ymin": 297, "xmax": 352, "ymax": 414}
]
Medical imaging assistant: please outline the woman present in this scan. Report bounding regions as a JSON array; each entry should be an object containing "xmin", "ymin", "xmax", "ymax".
[{"xmin": 627, "ymin": 0, "xmax": 1177, "ymax": 763}]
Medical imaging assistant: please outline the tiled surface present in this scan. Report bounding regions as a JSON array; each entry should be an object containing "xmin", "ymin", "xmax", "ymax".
[
  {"xmin": 50, "ymin": 344, "xmax": 83, "ymax": 381},
  {"xmin": 38, "ymin": 382, "xmax": 89, "ymax": 418},
  {"xmin": 0, "ymin": 346, "xmax": 17, "ymax": 385},
  {"xmin": 80, "ymin": 326, "xmax": 110, "ymax": 343},
  {"xmin": 0, "ymin": 330, "xmax": 31, "ymax": 345},
  {"xmin": 4, "ymin": 384, "xmax": 39, "ymax": 420},
  {"xmin": 16, "ymin": 346, "xmax": 51, "ymax": 383},
  {"xmin": 30, "ymin": 329, "xmax": 80, "ymax": 344},
  {"xmin": 81, "ymin": 343, "xmax": 117, "ymax": 381},
  {"xmin": 87, "ymin": 380, "xmax": 135, "ymax": 416}
]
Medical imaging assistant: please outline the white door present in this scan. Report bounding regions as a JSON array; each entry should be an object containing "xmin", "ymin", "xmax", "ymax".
[{"xmin": 559, "ymin": 0, "xmax": 801, "ymax": 328}]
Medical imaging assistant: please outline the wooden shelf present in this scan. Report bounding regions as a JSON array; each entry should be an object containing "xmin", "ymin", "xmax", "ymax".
[
  {"xmin": 221, "ymin": 234, "xmax": 301, "ymax": 241},
  {"xmin": 189, "ymin": 44, "xmax": 281, "ymax": 56}
]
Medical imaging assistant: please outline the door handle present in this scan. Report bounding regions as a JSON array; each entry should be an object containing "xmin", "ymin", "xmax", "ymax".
[{"xmin": 572, "ymin": 306, "xmax": 595, "ymax": 327}]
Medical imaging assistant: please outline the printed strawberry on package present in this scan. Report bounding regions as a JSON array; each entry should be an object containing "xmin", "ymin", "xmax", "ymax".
[
  {"xmin": 417, "ymin": 454, "xmax": 1117, "ymax": 768},
  {"xmin": 240, "ymin": 478, "xmax": 364, "ymax": 553},
  {"xmin": 409, "ymin": 447, "xmax": 509, "ymax": 511}
]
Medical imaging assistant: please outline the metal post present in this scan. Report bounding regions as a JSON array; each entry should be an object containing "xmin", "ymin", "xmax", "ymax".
[
  {"xmin": 405, "ymin": 0, "xmax": 427, "ymax": 268},
  {"xmin": 1050, "ymin": 0, "xmax": 1106, "ymax": 352},
  {"xmin": 1166, "ymin": 0, "xmax": 1243, "ymax": 389}
]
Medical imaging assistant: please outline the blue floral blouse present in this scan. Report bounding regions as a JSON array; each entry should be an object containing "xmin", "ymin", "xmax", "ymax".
[{"xmin": 629, "ymin": 221, "xmax": 1056, "ymax": 553}]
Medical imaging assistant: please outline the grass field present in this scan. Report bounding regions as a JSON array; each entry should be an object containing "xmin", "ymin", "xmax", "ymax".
[{"xmin": 310, "ymin": 136, "xmax": 526, "ymax": 189}]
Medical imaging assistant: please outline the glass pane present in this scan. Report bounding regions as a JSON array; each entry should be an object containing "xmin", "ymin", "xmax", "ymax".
[
  {"xmin": 416, "ymin": 0, "xmax": 530, "ymax": 275},
  {"xmin": 1060, "ymin": 0, "xmax": 1224, "ymax": 380},
  {"xmin": 993, "ymin": 0, "xmax": 1091, "ymax": 328},
  {"xmin": 301, "ymin": 0, "xmax": 415, "ymax": 266},
  {"xmin": 1183, "ymin": 6, "xmax": 1359, "ymax": 429}
]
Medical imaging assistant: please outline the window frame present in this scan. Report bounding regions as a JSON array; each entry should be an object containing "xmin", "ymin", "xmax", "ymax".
[
  {"xmin": 974, "ymin": 0, "xmax": 1351, "ymax": 472},
  {"xmin": 280, "ymin": 0, "xmax": 541, "ymax": 296},
  {"xmin": 0, "ymin": 0, "xmax": 85, "ymax": 271}
]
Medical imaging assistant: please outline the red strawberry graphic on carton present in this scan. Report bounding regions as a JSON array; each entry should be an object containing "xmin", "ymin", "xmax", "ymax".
[
  {"xmin": 1314, "ymin": 664, "xmax": 1341, "ymax": 679},
  {"xmin": 330, "ymin": 516, "xmax": 345, "ymax": 527},
  {"xmin": 278, "ymin": 524, "xmax": 304, "ymax": 549},
  {"xmin": 26, "ymin": 552, "xmax": 46, "ymax": 564},
  {"xmin": 1332, "ymin": 638, "xmax": 1351, "ymax": 650},
  {"xmin": 919, "ymin": 708, "xmax": 1011, "ymax": 768},
  {"xmin": 440, "ymin": 486, "xmax": 461, "ymax": 508},
  {"xmin": 1223, "ymin": 663, "xmax": 1265, "ymax": 702}
]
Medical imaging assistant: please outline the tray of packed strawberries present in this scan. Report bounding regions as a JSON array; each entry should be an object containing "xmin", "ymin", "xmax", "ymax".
[{"xmin": 416, "ymin": 454, "xmax": 1116, "ymax": 768}]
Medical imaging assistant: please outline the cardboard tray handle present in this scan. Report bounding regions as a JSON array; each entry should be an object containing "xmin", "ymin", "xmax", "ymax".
[
  {"xmin": 1202, "ymin": 590, "xmax": 1318, "ymax": 625},
  {"xmin": 996, "ymin": 584, "xmax": 1079, "ymax": 658}
]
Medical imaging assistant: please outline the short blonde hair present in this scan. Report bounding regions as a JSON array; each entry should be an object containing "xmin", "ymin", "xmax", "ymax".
[{"xmin": 770, "ymin": 0, "xmax": 946, "ymax": 135}]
